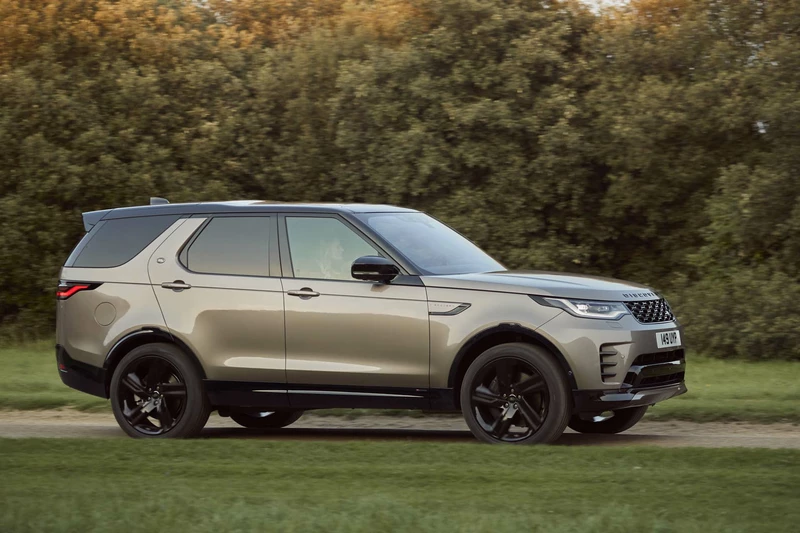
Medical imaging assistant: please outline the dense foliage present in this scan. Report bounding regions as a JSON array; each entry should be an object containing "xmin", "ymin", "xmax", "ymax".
[{"xmin": 1, "ymin": 0, "xmax": 798, "ymax": 359}]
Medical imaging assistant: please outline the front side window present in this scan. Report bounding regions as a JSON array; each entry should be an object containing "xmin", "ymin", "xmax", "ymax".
[
  {"xmin": 356, "ymin": 212, "xmax": 504, "ymax": 275},
  {"xmin": 286, "ymin": 217, "xmax": 379, "ymax": 280},
  {"xmin": 184, "ymin": 216, "xmax": 270, "ymax": 276}
]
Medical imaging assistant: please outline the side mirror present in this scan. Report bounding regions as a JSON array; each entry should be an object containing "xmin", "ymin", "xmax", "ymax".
[{"xmin": 351, "ymin": 256, "xmax": 400, "ymax": 283}]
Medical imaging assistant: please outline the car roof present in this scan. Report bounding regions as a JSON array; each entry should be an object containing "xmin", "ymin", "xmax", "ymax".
[{"xmin": 83, "ymin": 201, "xmax": 417, "ymax": 229}]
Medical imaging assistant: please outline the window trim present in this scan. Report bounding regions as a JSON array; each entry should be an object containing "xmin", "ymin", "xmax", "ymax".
[
  {"xmin": 177, "ymin": 214, "xmax": 277, "ymax": 278},
  {"xmin": 277, "ymin": 213, "xmax": 408, "ymax": 282}
]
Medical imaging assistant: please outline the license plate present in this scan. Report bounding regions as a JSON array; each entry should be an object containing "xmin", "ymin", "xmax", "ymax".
[{"xmin": 656, "ymin": 330, "xmax": 681, "ymax": 349}]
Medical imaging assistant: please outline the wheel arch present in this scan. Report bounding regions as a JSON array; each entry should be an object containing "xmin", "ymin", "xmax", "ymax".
[
  {"xmin": 447, "ymin": 323, "xmax": 577, "ymax": 409},
  {"xmin": 103, "ymin": 328, "xmax": 207, "ymax": 396}
]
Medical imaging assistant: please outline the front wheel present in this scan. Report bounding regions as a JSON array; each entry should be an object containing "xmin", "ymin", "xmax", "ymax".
[
  {"xmin": 460, "ymin": 343, "xmax": 571, "ymax": 444},
  {"xmin": 230, "ymin": 411, "xmax": 303, "ymax": 429},
  {"xmin": 568, "ymin": 406, "xmax": 648, "ymax": 434}
]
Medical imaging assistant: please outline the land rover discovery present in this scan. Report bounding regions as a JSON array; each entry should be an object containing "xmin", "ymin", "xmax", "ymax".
[{"xmin": 56, "ymin": 199, "xmax": 686, "ymax": 443}]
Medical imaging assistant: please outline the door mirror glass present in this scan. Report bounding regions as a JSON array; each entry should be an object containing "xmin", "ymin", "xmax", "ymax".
[{"xmin": 351, "ymin": 256, "xmax": 400, "ymax": 283}]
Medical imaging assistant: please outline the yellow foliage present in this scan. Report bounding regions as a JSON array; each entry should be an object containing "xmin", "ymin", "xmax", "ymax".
[
  {"xmin": 0, "ymin": 0, "xmax": 429, "ymax": 68},
  {"xmin": 609, "ymin": 0, "xmax": 697, "ymax": 27},
  {"xmin": 334, "ymin": 0, "xmax": 431, "ymax": 44},
  {"xmin": 0, "ymin": 0, "xmax": 209, "ymax": 68},
  {"xmin": 206, "ymin": 0, "xmax": 429, "ymax": 46}
]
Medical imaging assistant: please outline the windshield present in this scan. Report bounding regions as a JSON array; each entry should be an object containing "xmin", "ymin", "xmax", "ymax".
[{"xmin": 357, "ymin": 212, "xmax": 504, "ymax": 275}]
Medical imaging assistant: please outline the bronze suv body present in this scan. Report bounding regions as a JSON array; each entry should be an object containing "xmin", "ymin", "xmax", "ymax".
[{"xmin": 56, "ymin": 201, "xmax": 686, "ymax": 443}]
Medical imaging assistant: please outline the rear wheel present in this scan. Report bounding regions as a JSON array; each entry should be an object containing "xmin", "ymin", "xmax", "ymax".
[
  {"xmin": 230, "ymin": 411, "xmax": 303, "ymax": 429},
  {"xmin": 460, "ymin": 343, "xmax": 571, "ymax": 444},
  {"xmin": 110, "ymin": 343, "xmax": 210, "ymax": 438},
  {"xmin": 568, "ymin": 406, "xmax": 648, "ymax": 434}
]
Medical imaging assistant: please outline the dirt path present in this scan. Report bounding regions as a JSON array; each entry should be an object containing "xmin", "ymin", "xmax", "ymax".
[{"xmin": 0, "ymin": 410, "xmax": 798, "ymax": 448}]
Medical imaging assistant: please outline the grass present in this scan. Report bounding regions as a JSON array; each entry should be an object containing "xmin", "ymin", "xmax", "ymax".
[
  {"xmin": 0, "ymin": 341, "xmax": 108, "ymax": 411},
  {"xmin": 646, "ymin": 357, "xmax": 800, "ymax": 423},
  {"xmin": 1, "ymin": 342, "xmax": 798, "ymax": 423},
  {"xmin": 1, "ymin": 439, "xmax": 798, "ymax": 533}
]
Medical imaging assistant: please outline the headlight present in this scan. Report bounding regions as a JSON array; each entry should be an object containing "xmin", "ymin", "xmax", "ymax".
[{"xmin": 530, "ymin": 296, "xmax": 630, "ymax": 320}]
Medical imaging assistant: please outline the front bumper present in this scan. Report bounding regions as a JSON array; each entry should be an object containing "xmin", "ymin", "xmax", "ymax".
[
  {"xmin": 572, "ymin": 381, "xmax": 687, "ymax": 413},
  {"xmin": 535, "ymin": 311, "xmax": 686, "ymax": 390}
]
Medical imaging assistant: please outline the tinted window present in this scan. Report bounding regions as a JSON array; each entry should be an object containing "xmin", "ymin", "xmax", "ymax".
[
  {"xmin": 357, "ymin": 212, "xmax": 504, "ymax": 275},
  {"xmin": 72, "ymin": 215, "xmax": 181, "ymax": 268},
  {"xmin": 186, "ymin": 217, "xmax": 270, "ymax": 276},
  {"xmin": 286, "ymin": 217, "xmax": 379, "ymax": 280}
]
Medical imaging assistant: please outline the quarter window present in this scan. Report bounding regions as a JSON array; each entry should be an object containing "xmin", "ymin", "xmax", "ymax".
[
  {"xmin": 185, "ymin": 217, "xmax": 270, "ymax": 276},
  {"xmin": 286, "ymin": 217, "xmax": 380, "ymax": 280},
  {"xmin": 71, "ymin": 215, "xmax": 181, "ymax": 268}
]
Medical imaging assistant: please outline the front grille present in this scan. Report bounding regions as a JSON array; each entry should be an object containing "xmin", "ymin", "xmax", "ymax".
[
  {"xmin": 638, "ymin": 372, "xmax": 685, "ymax": 387},
  {"xmin": 631, "ymin": 349, "xmax": 684, "ymax": 366},
  {"xmin": 623, "ymin": 349, "xmax": 685, "ymax": 389},
  {"xmin": 624, "ymin": 298, "xmax": 674, "ymax": 324}
]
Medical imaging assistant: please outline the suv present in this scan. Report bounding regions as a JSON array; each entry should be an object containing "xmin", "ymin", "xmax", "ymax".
[{"xmin": 56, "ymin": 200, "xmax": 686, "ymax": 443}]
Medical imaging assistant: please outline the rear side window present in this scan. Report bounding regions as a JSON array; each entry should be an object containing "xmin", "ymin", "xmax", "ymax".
[
  {"xmin": 183, "ymin": 216, "xmax": 270, "ymax": 277},
  {"xmin": 70, "ymin": 215, "xmax": 181, "ymax": 268}
]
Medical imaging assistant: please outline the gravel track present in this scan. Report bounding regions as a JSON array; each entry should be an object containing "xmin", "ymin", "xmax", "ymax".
[{"xmin": 0, "ymin": 410, "xmax": 798, "ymax": 448}]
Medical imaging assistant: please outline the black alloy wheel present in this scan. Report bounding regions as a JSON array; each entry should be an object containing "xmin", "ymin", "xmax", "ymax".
[
  {"xmin": 111, "ymin": 343, "xmax": 210, "ymax": 438},
  {"xmin": 470, "ymin": 357, "xmax": 549, "ymax": 442},
  {"xmin": 116, "ymin": 355, "xmax": 186, "ymax": 435},
  {"xmin": 460, "ymin": 343, "xmax": 571, "ymax": 444}
]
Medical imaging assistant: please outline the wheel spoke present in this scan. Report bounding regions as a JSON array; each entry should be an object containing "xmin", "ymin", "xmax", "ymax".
[
  {"xmin": 492, "ymin": 416, "xmax": 513, "ymax": 438},
  {"xmin": 144, "ymin": 359, "xmax": 168, "ymax": 388},
  {"xmin": 160, "ymin": 382, "xmax": 187, "ymax": 397},
  {"xmin": 126, "ymin": 404, "xmax": 149, "ymax": 426},
  {"xmin": 472, "ymin": 385, "xmax": 505, "ymax": 408},
  {"xmin": 157, "ymin": 401, "xmax": 174, "ymax": 430},
  {"xmin": 494, "ymin": 359, "xmax": 514, "ymax": 394},
  {"xmin": 518, "ymin": 398, "xmax": 543, "ymax": 430},
  {"xmin": 515, "ymin": 374, "xmax": 545, "ymax": 396},
  {"xmin": 122, "ymin": 373, "xmax": 146, "ymax": 396}
]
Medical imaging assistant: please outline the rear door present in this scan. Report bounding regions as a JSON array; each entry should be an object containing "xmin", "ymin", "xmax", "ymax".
[{"xmin": 148, "ymin": 215, "xmax": 286, "ymax": 392}]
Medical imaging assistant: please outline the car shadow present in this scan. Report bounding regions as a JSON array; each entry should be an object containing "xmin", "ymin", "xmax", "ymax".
[{"xmin": 198, "ymin": 426, "xmax": 678, "ymax": 446}]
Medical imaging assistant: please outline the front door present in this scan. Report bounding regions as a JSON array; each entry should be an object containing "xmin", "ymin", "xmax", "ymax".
[{"xmin": 279, "ymin": 215, "xmax": 430, "ymax": 407}]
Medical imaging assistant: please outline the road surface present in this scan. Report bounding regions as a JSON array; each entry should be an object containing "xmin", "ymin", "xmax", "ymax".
[{"xmin": 0, "ymin": 410, "xmax": 798, "ymax": 448}]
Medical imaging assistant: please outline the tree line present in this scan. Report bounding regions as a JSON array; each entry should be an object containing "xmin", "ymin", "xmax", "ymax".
[{"xmin": 1, "ymin": 0, "xmax": 798, "ymax": 359}]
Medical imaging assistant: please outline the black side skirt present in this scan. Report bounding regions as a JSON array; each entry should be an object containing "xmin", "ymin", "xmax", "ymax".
[{"xmin": 205, "ymin": 381, "xmax": 456, "ymax": 411}]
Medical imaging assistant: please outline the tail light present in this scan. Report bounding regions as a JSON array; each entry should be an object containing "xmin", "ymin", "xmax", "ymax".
[{"xmin": 56, "ymin": 281, "xmax": 100, "ymax": 300}]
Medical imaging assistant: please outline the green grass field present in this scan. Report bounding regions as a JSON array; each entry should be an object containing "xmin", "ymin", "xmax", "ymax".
[
  {"xmin": 1, "ymin": 439, "xmax": 798, "ymax": 533},
  {"xmin": 1, "ymin": 342, "xmax": 798, "ymax": 422}
]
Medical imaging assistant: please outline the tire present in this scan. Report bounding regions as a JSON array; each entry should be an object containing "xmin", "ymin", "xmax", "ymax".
[
  {"xmin": 110, "ymin": 342, "xmax": 210, "ymax": 438},
  {"xmin": 230, "ymin": 410, "xmax": 304, "ymax": 429},
  {"xmin": 460, "ymin": 342, "xmax": 571, "ymax": 444},
  {"xmin": 568, "ymin": 406, "xmax": 648, "ymax": 434}
]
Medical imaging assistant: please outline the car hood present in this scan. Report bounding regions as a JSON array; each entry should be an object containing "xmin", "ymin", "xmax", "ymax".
[{"xmin": 421, "ymin": 270, "xmax": 658, "ymax": 302}]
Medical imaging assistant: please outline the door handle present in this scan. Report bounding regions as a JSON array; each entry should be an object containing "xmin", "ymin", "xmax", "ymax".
[
  {"xmin": 287, "ymin": 288, "xmax": 320, "ymax": 298},
  {"xmin": 161, "ymin": 281, "xmax": 191, "ymax": 291}
]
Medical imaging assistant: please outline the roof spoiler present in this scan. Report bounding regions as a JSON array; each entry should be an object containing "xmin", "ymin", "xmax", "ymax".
[
  {"xmin": 81, "ymin": 209, "xmax": 111, "ymax": 232},
  {"xmin": 81, "ymin": 198, "xmax": 169, "ymax": 231}
]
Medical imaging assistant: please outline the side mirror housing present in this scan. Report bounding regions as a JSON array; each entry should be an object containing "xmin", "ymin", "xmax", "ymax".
[{"xmin": 351, "ymin": 256, "xmax": 400, "ymax": 283}]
